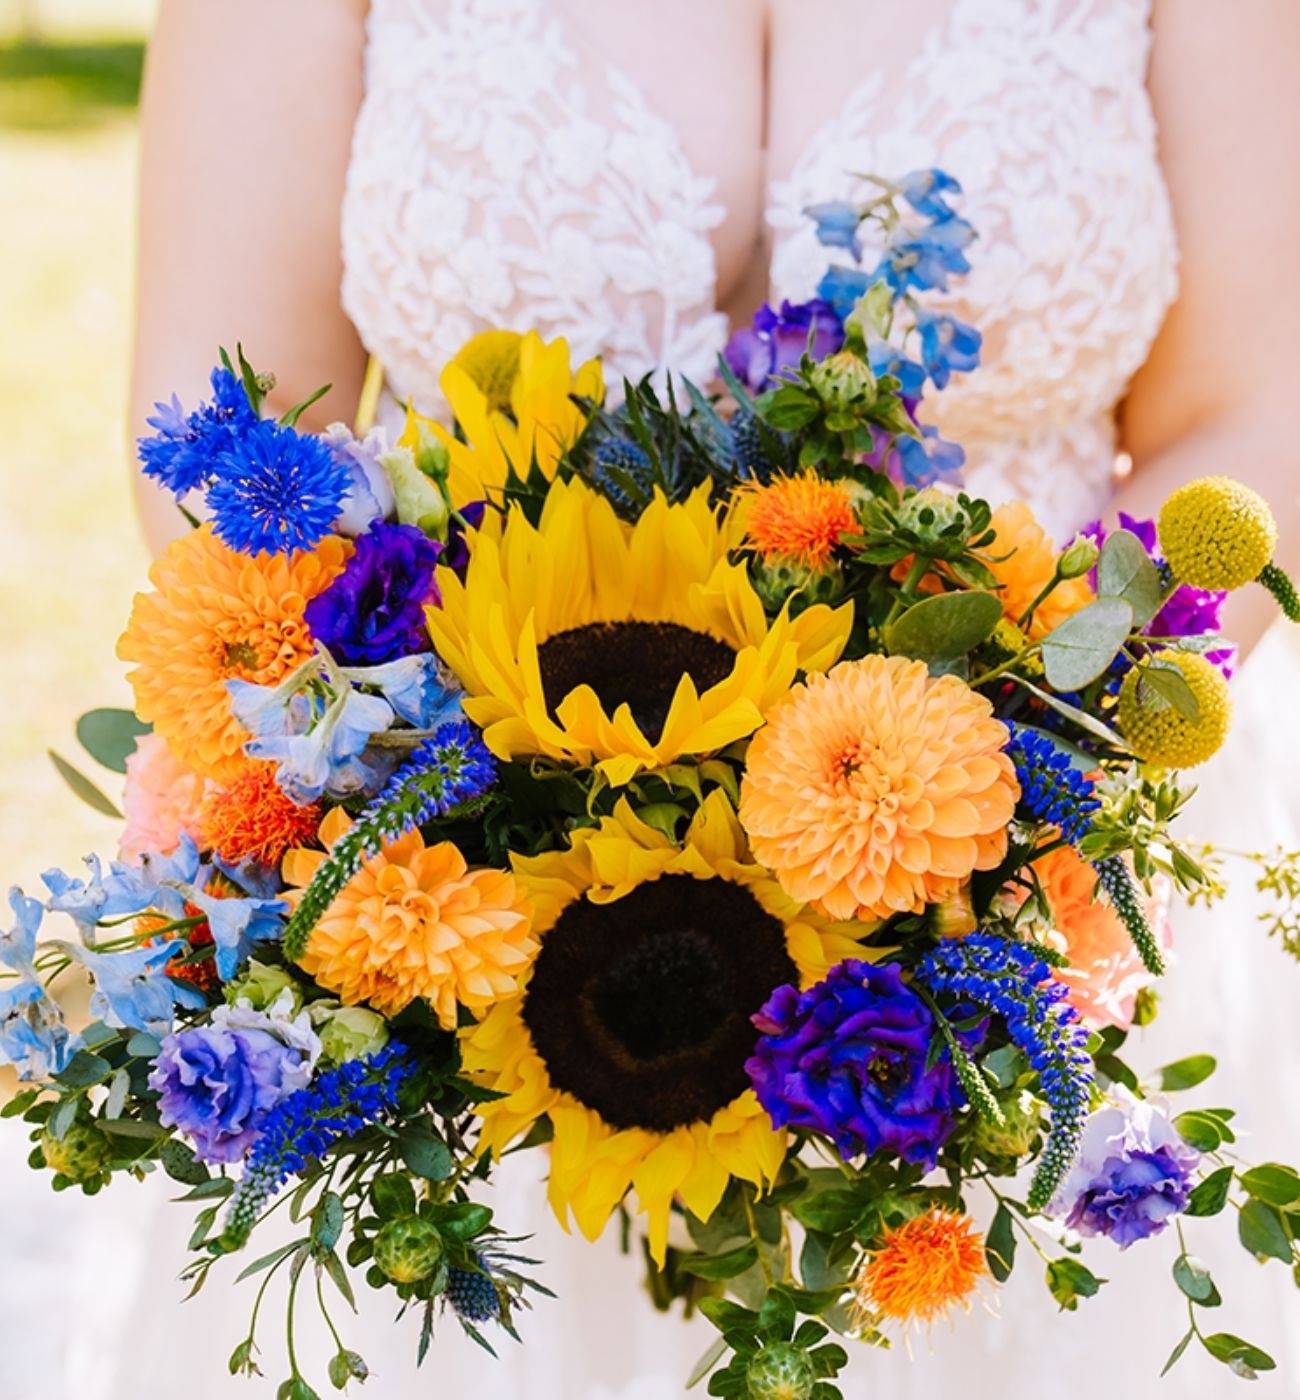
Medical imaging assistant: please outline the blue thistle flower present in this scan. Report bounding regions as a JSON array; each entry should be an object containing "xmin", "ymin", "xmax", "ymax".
[
  {"xmin": 728, "ymin": 408, "xmax": 775, "ymax": 485},
  {"xmin": 1006, "ymin": 724, "xmax": 1101, "ymax": 845},
  {"xmin": 447, "ymin": 1252, "xmax": 500, "ymax": 1323},
  {"xmin": 138, "ymin": 367, "xmax": 256, "ymax": 496},
  {"xmin": 207, "ymin": 419, "xmax": 351, "ymax": 556},
  {"xmin": 220, "ymin": 1044, "xmax": 416, "ymax": 1250},
  {"xmin": 281, "ymin": 720, "xmax": 496, "ymax": 961},
  {"xmin": 917, "ymin": 933, "xmax": 1094, "ymax": 1211},
  {"xmin": 591, "ymin": 437, "xmax": 653, "ymax": 516}
]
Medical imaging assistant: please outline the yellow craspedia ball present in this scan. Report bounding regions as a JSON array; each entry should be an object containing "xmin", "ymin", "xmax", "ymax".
[
  {"xmin": 450, "ymin": 329, "xmax": 524, "ymax": 413},
  {"xmin": 1158, "ymin": 476, "xmax": 1277, "ymax": 590},
  {"xmin": 1117, "ymin": 651, "xmax": 1232, "ymax": 768}
]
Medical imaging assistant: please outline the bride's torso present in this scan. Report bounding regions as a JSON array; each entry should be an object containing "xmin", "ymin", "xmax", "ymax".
[{"xmin": 341, "ymin": 0, "xmax": 1177, "ymax": 539}]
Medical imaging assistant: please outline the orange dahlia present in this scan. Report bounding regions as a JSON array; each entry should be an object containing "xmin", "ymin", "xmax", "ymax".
[
  {"xmin": 1029, "ymin": 845, "xmax": 1171, "ymax": 1031},
  {"xmin": 282, "ymin": 808, "xmax": 536, "ymax": 1029},
  {"xmin": 856, "ymin": 1209, "xmax": 988, "ymax": 1327},
  {"xmin": 117, "ymin": 525, "xmax": 348, "ymax": 780},
  {"xmin": 742, "ymin": 473, "xmax": 857, "ymax": 568},
  {"xmin": 199, "ymin": 761, "xmax": 322, "ymax": 868},
  {"xmin": 985, "ymin": 501, "xmax": 1092, "ymax": 640},
  {"xmin": 739, "ymin": 655, "xmax": 1018, "ymax": 920}
]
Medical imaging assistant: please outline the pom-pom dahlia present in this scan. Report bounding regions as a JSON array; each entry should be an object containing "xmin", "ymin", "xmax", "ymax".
[{"xmin": 739, "ymin": 654, "xmax": 1018, "ymax": 920}]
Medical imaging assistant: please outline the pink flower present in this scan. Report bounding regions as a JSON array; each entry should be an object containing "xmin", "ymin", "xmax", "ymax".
[{"xmin": 119, "ymin": 733, "xmax": 209, "ymax": 864}]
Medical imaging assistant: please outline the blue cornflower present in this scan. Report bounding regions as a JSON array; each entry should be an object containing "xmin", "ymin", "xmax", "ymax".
[
  {"xmin": 1006, "ymin": 725, "xmax": 1101, "ymax": 846},
  {"xmin": 816, "ymin": 264, "xmax": 873, "ymax": 321},
  {"xmin": 897, "ymin": 168, "xmax": 963, "ymax": 221},
  {"xmin": 917, "ymin": 933, "xmax": 1094, "ymax": 1210},
  {"xmin": 221, "ymin": 1044, "xmax": 416, "ymax": 1248},
  {"xmin": 805, "ymin": 200, "xmax": 863, "ymax": 260},
  {"xmin": 915, "ymin": 309, "xmax": 982, "ymax": 389},
  {"xmin": 896, "ymin": 426, "xmax": 965, "ymax": 489},
  {"xmin": 873, "ymin": 214, "xmax": 976, "ymax": 295},
  {"xmin": 137, "ymin": 367, "xmax": 256, "ymax": 496},
  {"xmin": 207, "ymin": 419, "xmax": 351, "ymax": 556}
]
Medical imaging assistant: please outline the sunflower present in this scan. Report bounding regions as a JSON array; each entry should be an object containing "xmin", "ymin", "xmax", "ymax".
[
  {"xmin": 462, "ymin": 791, "xmax": 877, "ymax": 1263},
  {"xmin": 117, "ymin": 525, "xmax": 348, "ymax": 779},
  {"xmin": 426, "ymin": 478, "xmax": 852, "ymax": 785},
  {"xmin": 422, "ymin": 330, "xmax": 603, "ymax": 506}
]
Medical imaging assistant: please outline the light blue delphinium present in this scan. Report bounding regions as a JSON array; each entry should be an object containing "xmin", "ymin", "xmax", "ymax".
[
  {"xmin": 897, "ymin": 167, "xmax": 963, "ymax": 220},
  {"xmin": 896, "ymin": 427, "xmax": 966, "ymax": 489},
  {"xmin": 815, "ymin": 264, "xmax": 873, "ymax": 322},
  {"xmin": 0, "ymin": 889, "xmax": 80, "ymax": 1079},
  {"xmin": 874, "ymin": 214, "xmax": 976, "ymax": 295},
  {"xmin": 340, "ymin": 654, "xmax": 463, "ymax": 729},
  {"xmin": 805, "ymin": 200, "xmax": 863, "ymax": 260},
  {"xmin": 867, "ymin": 340, "xmax": 926, "ymax": 399},
  {"xmin": 916, "ymin": 308, "xmax": 982, "ymax": 390},
  {"xmin": 56, "ymin": 939, "xmax": 205, "ymax": 1035},
  {"xmin": 42, "ymin": 837, "xmax": 203, "ymax": 934}
]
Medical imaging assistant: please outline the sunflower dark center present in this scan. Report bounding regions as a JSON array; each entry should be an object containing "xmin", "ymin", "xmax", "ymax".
[
  {"xmin": 536, "ymin": 621, "xmax": 736, "ymax": 742},
  {"xmin": 522, "ymin": 874, "xmax": 796, "ymax": 1132}
]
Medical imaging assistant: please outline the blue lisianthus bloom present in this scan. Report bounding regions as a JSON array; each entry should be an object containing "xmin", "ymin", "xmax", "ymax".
[
  {"xmin": 815, "ymin": 264, "xmax": 873, "ymax": 321},
  {"xmin": 804, "ymin": 200, "xmax": 863, "ymax": 259},
  {"xmin": 898, "ymin": 167, "xmax": 962, "ymax": 220},
  {"xmin": 916, "ymin": 308, "xmax": 982, "ymax": 389},
  {"xmin": 58, "ymin": 939, "xmax": 205, "ymax": 1034},
  {"xmin": 207, "ymin": 419, "xmax": 352, "ymax": 556},
  {"xmin": 723, "ymin": 298, "xmax": 845, "ymax": 391},
  {"xmin": 304, "ymin": 522, "xmax": 441, "ymax": 665},
  {"xmin": 149, "ymin": 1000, "xmax": 321, "ymax": 1164},
  {"xmin": 896, "ymin": 426, "xmax": 966, "ymax": 488},
  {"xmin": 137, "ymin": 367, "xmax": 256, "ymax": 497},
  {"xmin": 1051, "ymin": 1091, "xmax": 1199, "ymax": 1247},
  {"xmin": 0, "ymin": 889, "xmax": 80, "ymax": 1079},
  {"xmin": 340, "ymin": 654, "xmax": 463, "ymax": 729},
  {"xmin": 746, "ymin": 960, "xmax": 976, "ymax": 1167},
  {"xmin": 873, "ymin": 214, "xmax": 975, "ymax": 295}
]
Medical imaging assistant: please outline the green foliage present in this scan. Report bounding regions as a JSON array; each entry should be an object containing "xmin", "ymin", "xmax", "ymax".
[
  {"xmin": 1045, "ymin": 1257, "xmax": 1105, "ymax": 1311},
  {"xmin": 1039, "ymin": 597, "xmax": 1133, "ymax": 691},
  {"xmin": 76, "ymin": 707, "xmax": 150, "ymax": 773},
  {"xmin": 883, "ymin": 590, "xmax": 1003, "ymax": 664},
  {"xmin": 1095, "ymin": 528, "xmax": 1164, "ymax": 628},
  {"xmin": 0, "ymin": 38, "xmax": 144, "ymax": 132},
  {"xmin": 47, "ymin": 748, "xmax": 121, "ymax": 817}
]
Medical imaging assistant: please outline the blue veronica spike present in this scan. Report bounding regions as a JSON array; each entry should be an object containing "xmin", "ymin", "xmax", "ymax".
[
  {"xmin": 1006, "ymin": 724, "xmax": 1101, "ymax": 846},
  {"xmin": 220, "ymin": 1044, "xmax": 416, "ymax": 1250},
  {"xmin": 917, "ymin": 933, "xmax": 1094, "ymax": 1211}
]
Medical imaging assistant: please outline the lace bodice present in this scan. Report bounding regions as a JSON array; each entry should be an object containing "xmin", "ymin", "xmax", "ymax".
[{"xmin": 341, "ymin": 0, "xmax": 1178, "ymax": 539}]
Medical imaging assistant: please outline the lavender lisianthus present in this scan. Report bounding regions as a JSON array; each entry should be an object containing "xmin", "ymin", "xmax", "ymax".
[
  {"xmin": 724, "ymin": 298, "xmax": 844, "ymax": 392},
  {"xmin": 1050, "ymin": 1090, "xmax": 1199, "ymax": 1247},
  {"xmin": 149, "ymin": 996, "xmax": 321, "ymax": 1163},
  {"xmin": 746, "ymin": 960, "xmax": 974, "ymax": 1167},
  {"xmin": 304, "ymin": 522, "xmax": 441, "ymax": 665}
]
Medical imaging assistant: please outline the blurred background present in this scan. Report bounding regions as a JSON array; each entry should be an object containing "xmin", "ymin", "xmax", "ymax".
[{"xmin": 0, "ymin": 0, "xmax": 157, "ymax": 899}]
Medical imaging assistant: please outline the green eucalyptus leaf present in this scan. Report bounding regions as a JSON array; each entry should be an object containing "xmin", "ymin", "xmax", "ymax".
[
  {"xmin": 1172, "ymin": 1254, "xmax": 1217, "ymax": 1303},
  {"xmin": 1173, "ymin": 1111, "xmax": 1225, "ymax": 1153},
  {"xmin": 1045, "ymin": 1257, "xmax": 1105, "ymax": 1311},
  {"xmin": 1096, "ymin": 529, "xmax": 1163, "ymax": 627},
  {"xmin": 1185, "ymin": 1165, "xmax": 1234, "ymax": 1217},
  {"xmin": 55, "ymin": 1051, "xmax": 111, "ymax": 1088},
  {"xmin": 311, "ymin": 1192, "xmax": 345, "ymax": 1254},
  {"xmin": 371, "ymin": 1172, "xmax": 418, "ymax": 1220},
  {"xmin": 679, "ymin": 1241, "xmax": 759, "ymax": 1280},
  {"xmin": 1160, "ymin": 1328, "xmax": 1195, "ymax": 1378},
  {"xmin": 1137, "ymin": 661, "xmax": 1201, "ymax": 721},
  {"xmin": 397, "ymin": 1127, "xmax": 453, "ymax": 1181},
  {"xmin": 1040, "ymin": 597, "xmax": 1134, "ymax": 691},
  {"xmin": 884, "ymin": 589, "xmax": 1003, "ymax": 663},
  {"xmin": 1158, "ymin": 1054, "xmax": 1217, "ymax": 1092},
  {"xmin": 1237, "ymin": 1200, "xmax": 1292, "ymax": 1262},
  {"xmin": 48, "ymin": 750, "xmax": 121, "ymax": 818},
  {"xmin": 1240, "ymin": 1163, "xmax": 1300, "ymax": 1208},
  {"xmin": 75, "ymin": 708, "xmax": 151, "ymax": 774},
  {"xmin": 1201, "ymin": 1333, "xmax": 1277, "ymax": 1374},
  {"xmin": 1009, "ymin": 677, "xmax": 1127, "ymax": 749},
  {"xmin": 985, "ymin": 1204, "xmax": 1017, "ymax": 1282}
]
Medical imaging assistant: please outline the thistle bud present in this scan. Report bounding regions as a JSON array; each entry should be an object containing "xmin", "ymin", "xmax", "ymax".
[
  {"xmin": 40, "ymin": 1121, "xmax": 111, "ymax": 1183},
  {"xmin": 751, "ymin": 556, "xmax": 844, "ymax": 610},
  {"xmin": 807, "ymin": 349, "xmax": 876, "ymax": 409},
  {"xmin": 374, "ymin": 1217, "xmax": 444, "ymax": 1284},
  {"xmin": 745, "ymin": 1343, "xmax": 817, "ymax": 1400}
]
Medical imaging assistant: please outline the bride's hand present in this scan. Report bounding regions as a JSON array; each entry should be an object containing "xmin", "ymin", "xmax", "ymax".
[{"xmin": 130, "ymin": 0, "xmax": 371, "ymax": 553}]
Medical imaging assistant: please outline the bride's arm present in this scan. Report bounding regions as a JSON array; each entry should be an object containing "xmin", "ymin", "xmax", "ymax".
[
  {"xmin": 1118, "ymin": 0, "xmax": 1300, "ymax": 657},
  {"xmin": 130, "ymin": 0, "xmax": 370, "ymax": 552}
]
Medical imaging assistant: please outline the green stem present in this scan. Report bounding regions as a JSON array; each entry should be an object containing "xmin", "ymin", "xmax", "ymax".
[
  {"xmin": 969, "ymin": 644, "xmax": 1042, "ymax": 688},
  {"xmin": 742, "ymin": 1189, "xmax": 773, "ymax": 1288},
  {"xmin": 1017, "ymin": 570, "xmax": 1064, "ymax": 632}
]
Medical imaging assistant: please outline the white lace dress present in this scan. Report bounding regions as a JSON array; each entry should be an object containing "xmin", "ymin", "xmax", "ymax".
[{"xmin": 6, "ymin": 1, "xmax": 1297, "ymax": 1396}]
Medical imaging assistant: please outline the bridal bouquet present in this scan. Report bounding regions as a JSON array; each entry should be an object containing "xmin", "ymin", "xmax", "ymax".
[{"xmin": 6, "ymin": 171, "xmax": 1300, "ymax": 1399}]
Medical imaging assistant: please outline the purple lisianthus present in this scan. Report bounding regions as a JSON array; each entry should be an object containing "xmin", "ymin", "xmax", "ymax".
[
  {"xmin": 746, "ymin": 960, "xmax": 975, "ymax": 1167},
  {"xmin": 724, "ymin": 298, "xmax": 845, "ymax": 392},
  {"xmin": 149, "ymin": 999, "xmax": 320, "ymax": 1163},
  {"xmin": 1083, "ymin": 513, "xmax": 1234, "ymax": 675},
  {"xmin": 1050, "ymin": 1091, "xmax": 1199, "ymax": 1247},
  {"xmin": 304, "ymin": 521, "xmax": 441, "ymax": 665}
]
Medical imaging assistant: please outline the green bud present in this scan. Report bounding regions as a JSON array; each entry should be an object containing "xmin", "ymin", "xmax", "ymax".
[
  {"xmin": 41, "ymin": 1120, "xmax": 111, "ymax": 1183},
  {"xmin": 807, "ymin": 349, "xmax": 876, "ymax": 410},
  {"xmin": 897, "ymin": 486, "xmax": 964, "ymax": 537},
  {"xmin": 312, "ymin": 1003, "xmax": 390, "ymax": 1064},
  {"xmin": 382, "ymin": 445, "xmax": 450, "ymax": 535},
  {"xmin": 224, "ymin": 961, "xmax": 302, "ymax": 1016},
  {"xmin": 751, "ymin": 557, "xmax": 845, "ymax": 610},
  {"xmin": 745, "ymin": 1342, "xmax": 817, "ymax": 1400},
  {"xmin": 928, "ymin": 884, "xmax": 976, "ymax": 938},
  {"xmin": 373, "ymin": 1217, "xmax": 443, "ymax": 1284},
  {"xmin": 972, "ymin": 1089, "xmax": 1043, "ymax": 1159},
  {"xmin": 1057, "ymin": 535, "xmax": 1100, "ymax": 580}
]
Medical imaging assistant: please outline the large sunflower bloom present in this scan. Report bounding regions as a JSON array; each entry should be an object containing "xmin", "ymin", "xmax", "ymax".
[
  {"xmin": 421, "ymin": 330, "xmax": 603, "ymax": 506},
  {"xmin": 427, "ymin": 478, "xmax": 852, "ymax": 785},
  {"xmin": 462, "ymin": 791, "xmax": 877, "ymax": 1263},
  {"xmin": 117, "ymin": 526, "xmax": 348, "ymax": 780}
]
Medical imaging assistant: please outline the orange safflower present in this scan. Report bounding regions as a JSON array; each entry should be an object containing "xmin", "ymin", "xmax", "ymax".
[
  {"xmin": 739, "ymin": 655, "xmax": 1018, "ymax": 920},
  {"xmin": 742, "ymin": 473, "xmax": 857, "ymax": 569},
  {"xmin": 118, "ymin": 525, "xmax": 348, "ymax": 780},
  {"xmin": 283, "ymin": 809, "xmax": 536, "ymax": 1029},
  {"xmin": 199, "ymin": 761, "xmax": 322, "ymax": 868},
  {"xmin": 856, "ymin": 1209, "xmax": 988, "ymax": 1327}
]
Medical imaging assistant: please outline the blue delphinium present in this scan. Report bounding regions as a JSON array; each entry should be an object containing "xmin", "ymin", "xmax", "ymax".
[
  {"xmin": 895, "ymin": 426, "xmax": 966, "ymax": 489},
  {"xmin": 815, "ymin": 264, "xmax": 872, "ymax": 321},
  {"xmin": 805, "ymin": 200, "xmax": 864, "ymax": 259},
  {"xmin": 60, "ymin": 939, "xmax": 206, "ymax": 1034},
  {"xmin": 207, "ymin": 419, "xmax": 352, "ymax": 556},
  {"xmin": 0, "ymin": 889, "xmax": 80, "ymax": 1079},
  {"xmin": 867, "ymin": 341, "xmax": 926, "ymax": 399},
  {"xmin": 340, "ymin": 654, "xmax": 464, "ymax": 730},
  {"xmin": 137, "ymin": 367, "xmax": 256, "ymax": 496},
  {"xmin": 873, "ymin": 214, "xmax": 975, "ymax": 295},
  {"xmin": 917, "ymin": 934, "xmax": 1094, "ymax": 1210},
  {"xmin": 1006, "ymin": 724, "xmax": 1101, "ymax": 846},
  {"xmin": 916, "ymin": 309, "xmax": 983, "ymax": 390},
  {"xmin": 897, "ymin": 168, "xmax": 963, "ymax": 220},
  {"xmin": 220, "ymin": 1044, "xmax": 415, "ymax": 1248}
]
